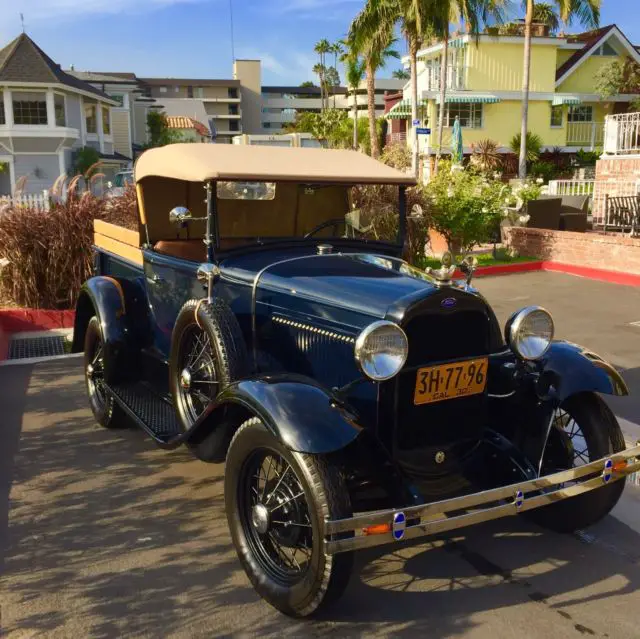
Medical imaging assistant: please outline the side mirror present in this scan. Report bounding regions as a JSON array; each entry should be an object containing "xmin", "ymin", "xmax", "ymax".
[{"xmin": 169, "ymin": 206, "xmax": 192, "ymax": 226}]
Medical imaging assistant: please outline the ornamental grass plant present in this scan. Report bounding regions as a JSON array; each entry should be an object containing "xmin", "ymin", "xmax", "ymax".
[{"xmin": 0, "ymin": 185, "xmax": 137, "ymax": 309}]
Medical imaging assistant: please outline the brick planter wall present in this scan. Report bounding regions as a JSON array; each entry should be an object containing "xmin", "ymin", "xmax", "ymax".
[
  {"xmin": 593, "ymin": 157, "xmax": 640, "ymax": 222},
  {"xmin": 504, "ymin": 227, "xmax": 640, "ymax": 276}
]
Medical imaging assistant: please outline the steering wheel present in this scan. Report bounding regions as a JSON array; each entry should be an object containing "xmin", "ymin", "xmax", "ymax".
[{"xmin": 303, "ymin": 217, "xmax": 346, "ymax": 238}]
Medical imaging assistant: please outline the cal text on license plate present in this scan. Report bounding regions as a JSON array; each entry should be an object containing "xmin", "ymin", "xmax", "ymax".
[{"xmin": 413, "ymin": 357, "xmax": 488, "ymax": 405}]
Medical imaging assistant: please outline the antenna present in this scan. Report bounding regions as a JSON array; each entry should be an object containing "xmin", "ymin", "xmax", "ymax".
[
  {"xmin": 229, "ymin": 0, "xmax": 235, "ymax": 64},
  {"xmin": 20, "ymin": 13, "xmax": 25, "ymax": 33}
]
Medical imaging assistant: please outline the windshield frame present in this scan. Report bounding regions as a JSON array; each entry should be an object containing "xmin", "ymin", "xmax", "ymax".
[{"xmin": 205, "ymin": 180, "xmax": 407, "ymax": 261}]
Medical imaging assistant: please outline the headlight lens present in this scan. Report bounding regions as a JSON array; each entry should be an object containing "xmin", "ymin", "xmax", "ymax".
[
  {"xmin": 506, "ymin": 306, "xmax": 554, "ymax": 360},
  {"xmin": 355, "ymin": 321, "xmax": 408, "ymax": 381}
]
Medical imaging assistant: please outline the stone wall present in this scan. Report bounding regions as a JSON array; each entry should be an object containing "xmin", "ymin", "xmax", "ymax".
[
  {"xmin": 504, "ymin": 227, "xmax": 640, "ymax": 276},
  {"xmin": 593, "ymin": 157, "xmax": 640, "ymax": 223}
]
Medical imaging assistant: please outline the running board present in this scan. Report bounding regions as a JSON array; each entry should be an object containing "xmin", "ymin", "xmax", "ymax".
[{"xmin": 107, "ymin": 382, "xmax": 185, "ymax": 447}]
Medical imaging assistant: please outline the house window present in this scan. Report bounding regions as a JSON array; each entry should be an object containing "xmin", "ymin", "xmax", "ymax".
[
  {"xmin": 194, "ymin": 87, "xmax": 204, "ymax": 98},
  {"xmin": 568, "ymin": 105, "xmax": 593, "ymax": 122},
  {"xmin": 595, "ymin": 42, "xmax": 617, "ymax": 56},
  {"xmin": 0, "ymin": 91, "xmax": 4, "ymax": 125},
  {"xmin": 229, "ymin": 104, "xmax": 239, "ymax": 115},
  {"xmin": 228, "ymin": 88, "xmax": 238, "ymax": 99},
  {"xmin": 102, "ymin": 106, "xmax": 111, "ymax": 135},
  {"xmin": 12, "ymin": 91, "xmax": 47, "ymax": 125},
  {"xmin": 85, "ymin": 100, "xmax": 97, "ymax": 133},
  {"xmin": 109, "ymin": 94, "xmax": 125, "ymax": 107},
  {"xmin": 54, "ymin": 94, "xmax": 66, "ymax": 127},
  {"xmin": 187, "ymin": 85, "xmax": 194, "ymax": 98},
  {"xmin": 175, "ymin": 86, "xmax": 179, "ymax": 93},
  {"xmin": 159, "ymin": 86, "xmax": 167, "ymax": 93},
  {"xmin": 437, "ymin": 102, "xmax": 483, "ymax": 128},
  {"xmin": 550, "ymin": 105, "xmax": 563, "ymax": 127},
  {"xmin": 229, "ymin": 120, "xmax": 240, "ymax": 131}
]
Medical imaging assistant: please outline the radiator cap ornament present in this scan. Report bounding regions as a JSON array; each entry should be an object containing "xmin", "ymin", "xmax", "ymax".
[{"xmin": 426, "ymin": 251, "xmax": 456, "ymax": 286}]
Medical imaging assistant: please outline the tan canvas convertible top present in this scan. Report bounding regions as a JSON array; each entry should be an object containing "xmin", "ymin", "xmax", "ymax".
[{"xmin": 134, "ymin": 143, "xmax": 416, "ymax": 185}]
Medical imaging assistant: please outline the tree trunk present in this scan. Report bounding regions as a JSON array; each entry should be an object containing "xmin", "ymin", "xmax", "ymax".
[
  {"xmin": 519, "ymin": 0, "xmax": 534, "ymax": 179},
  {"xmin": 366, "ymin": 60, "xmax": 379, "ymax": 158},
  {"xmin": 410, "ymin": 38, "xmax": 419, "ymax": 178},
  {"xmin": 435, "ymin": 30, "xmax": 449, "ymax": 175},
  {"xmin": 352, "ymin": 89, "xmax": 358, "ymax": 150}
]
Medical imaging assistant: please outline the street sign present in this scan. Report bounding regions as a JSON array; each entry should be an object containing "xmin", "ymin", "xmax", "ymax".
[
  {"xmin": 412, "ymin": 119, "xmax": 420, "ymax": 126},
  {"xmin": 416, "ymin": 127, "xmax": 431, "ymax": 135}
]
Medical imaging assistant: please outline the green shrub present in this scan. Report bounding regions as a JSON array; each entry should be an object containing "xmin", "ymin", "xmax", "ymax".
[
  {"xmin": 423, "ymin": 162, "xmax": 507, "ymax": 254},
  {"xmin": 575, "ymin": 148, "xmax": 601, "ymax": 166},
  {"xmin": 509, "ymin": 132, "xmax": 543, "ymax": 164},
  {"xmin": 530, "ymin": 160, "xmax": 557, "ymax": 183},
  {"xmin": 73, "ymin": 146, "xmax": 101, "ymax": 177}
]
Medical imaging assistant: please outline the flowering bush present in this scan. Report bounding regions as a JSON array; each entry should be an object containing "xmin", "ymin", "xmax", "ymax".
[{"xmin": 423, "ymin": 162, "xmax": 510, "ymax": 254}]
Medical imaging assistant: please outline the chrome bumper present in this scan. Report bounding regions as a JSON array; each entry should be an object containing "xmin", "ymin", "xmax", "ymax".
[{"xmin": 324, "ymin": 444, "xmax": 640, "ymax": 555}]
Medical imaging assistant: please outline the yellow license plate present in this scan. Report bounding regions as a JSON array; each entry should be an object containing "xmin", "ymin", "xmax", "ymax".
[{"xmin": 414, "ymin": 357, "xmax": 488, "ymax": 405}]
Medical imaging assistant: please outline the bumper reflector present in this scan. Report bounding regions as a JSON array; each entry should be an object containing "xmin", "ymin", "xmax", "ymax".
[{"xmin": 363, "ymin": 523, "xmax": 391, "ymax": 536}]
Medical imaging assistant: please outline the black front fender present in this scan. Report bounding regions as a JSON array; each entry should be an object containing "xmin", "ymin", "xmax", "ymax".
[
  {"xmin": 191, "ymin": 374, "xmax": 363, "ymax": 454},
  {"xmin": 72, "ymin": 276, "xmax": 131, "ymax": 383},
  {"xmin": 541, "ymin": 341, "xmax": 629, "ymax": 401}
]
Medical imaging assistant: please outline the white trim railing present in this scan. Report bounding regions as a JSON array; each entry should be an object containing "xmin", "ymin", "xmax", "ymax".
[
  {"xmin": 604, "ymin": 112, "xmax": 640, "ymax": 156},
  {"xmin": 566, "ymin": 121, "xmax": 604, "ymax": 148},
  {"xmin": 547, "ymin": 179, "xmax": 595, "ymax": 196},
  {"xmin": 0, "ymin": 190, "xmax": 50, "ymax": 212}
]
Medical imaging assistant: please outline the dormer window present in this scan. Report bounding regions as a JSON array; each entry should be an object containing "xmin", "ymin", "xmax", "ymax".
[
  {"xmin": 595, "ymin": 42, "xmax": 618, "ymax": 56},
  {"xmin": 13, "ymin": 91, "xmax": 47, "ymax": 125},
  {"xmin": 85, "ymin": 100, "xmax": 97, "ymax": 134},
  {"xmin": 102, "ymin": 106, "xmax": 111, "ymax": 135}
]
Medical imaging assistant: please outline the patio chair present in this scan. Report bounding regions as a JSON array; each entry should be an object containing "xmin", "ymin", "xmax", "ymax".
[
  {"xmin": 559, "ymin": 195, "xmax": 590, "ymax": 232},
  {"xmin": 604, "ymin": 195, "xmax": 639, "ymax": 236},
  {"xmin": 526, "ymin": 197, "xmax": 562, "ymax": 230}
]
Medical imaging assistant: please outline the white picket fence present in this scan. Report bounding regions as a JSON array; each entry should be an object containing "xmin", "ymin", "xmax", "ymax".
[
  {"xmin": 547, "ymin": 179, "xmax": 595, "ymax": 196},
  {"xmin": 0, "ymin": 190, "xmax": 50, "ymax": 211}
]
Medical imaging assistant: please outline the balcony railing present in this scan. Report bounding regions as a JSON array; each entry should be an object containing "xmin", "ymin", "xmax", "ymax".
[
  {"xmin": 424, "ymin": 65, "xmax": 467, "ymax": 92},
  {"xmin": 388, "ymin": 132, "xmax": 407, "ymax": 144},
  {"xmin": 566, "ymin": 121, "xmax": 604, "ymax": 148},
  {"xmin": 603, "ymin": 112, "xmax": 640, "ymax": 156}
]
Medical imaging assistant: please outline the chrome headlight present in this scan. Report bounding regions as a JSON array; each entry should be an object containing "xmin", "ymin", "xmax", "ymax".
[
  {"xmin": 505, "ymin": 306, "xmax": 554, "ymax": 360},
  {"xmin": 355, "ymin": 321, "xmax": 408, "ymax": 381}
]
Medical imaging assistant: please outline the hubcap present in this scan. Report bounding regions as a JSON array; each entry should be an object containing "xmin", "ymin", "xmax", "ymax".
[
  {"xmin": 87, "ymin": 363, "xmax": 95, "ymax": 378},
  {"xmin": 251, "ymin": 503, "xmax": 270, "ymax": 534},
  {"xmin": 180, "ymin": 368, "xmax": 192, "ymax": 390}
]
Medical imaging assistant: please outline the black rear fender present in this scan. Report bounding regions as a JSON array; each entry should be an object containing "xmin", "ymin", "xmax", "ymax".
[
  {"xmin": 72, "ymin": 276, "xmax": 135, "ymax": 383},
  {"xmin": 187, "ymin": 375, "xmax": 362, "ymax": 455}
]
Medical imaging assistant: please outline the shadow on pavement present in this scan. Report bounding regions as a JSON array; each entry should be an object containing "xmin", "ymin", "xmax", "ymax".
[{"xmin": 2, "ymin": 359, "xmax": 640, "ymax": 637}]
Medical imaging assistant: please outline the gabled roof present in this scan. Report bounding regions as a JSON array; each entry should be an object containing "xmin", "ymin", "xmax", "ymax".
[
  {"xmin": 556, "ymin": 25, "xmax": 616, "ymax": 82},
  {"xmin": 0, "ymin": 33, "xmax": 113, "ymax": 101},
  {"xmin": 166, "ymin": 116, "xmax": 210, "ymax": 137},
  {"xmin": 556, "ymin": 24, "xmax": 640, "ymax": 86},
  {"xmin": 67, "ymin": 70, "xmax": 138, "ymax": 85}
]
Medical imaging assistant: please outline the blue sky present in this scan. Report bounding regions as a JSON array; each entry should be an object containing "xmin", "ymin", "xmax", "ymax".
[{"xmin": 0, "ymin": 0, "xmax": 638, "ymax": 85}]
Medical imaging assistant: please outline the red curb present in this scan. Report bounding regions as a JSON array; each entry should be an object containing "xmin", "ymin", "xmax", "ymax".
[
  {"xmin": 0, "ymin": 309, "xmax": 75, "ymax": 333},
  {"xmin": 452, "ymin": 261, "xmax": 544, "ymax": 279},
  {"xmin": 542, "ymin": 262, "xmax": 640, "ymax": 288},
  {"xmin": 0, "ymin": 323, "xmax": 8, "ymax": 361}
]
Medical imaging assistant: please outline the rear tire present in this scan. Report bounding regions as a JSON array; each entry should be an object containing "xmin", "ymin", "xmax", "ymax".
[
  {"xmin": 527, "ymin": 393, "xmax": 626, "ymax": 533},
  {"xmin": 84, "ymin": 316, "xmax": 127, "ymax": 429},
  {"xmin": 225, "ymin": 417, "xmax": 354, "ymax": 617}
]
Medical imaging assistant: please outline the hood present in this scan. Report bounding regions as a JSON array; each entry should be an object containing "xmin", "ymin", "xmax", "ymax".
[{"xmin": 257, "ymin": 253, "xmax": 440, "ymax": 318}]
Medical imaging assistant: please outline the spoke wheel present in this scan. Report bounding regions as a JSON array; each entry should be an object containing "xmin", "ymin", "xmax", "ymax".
[
  {"xmin": 528, "ymin": 392, "xmax": 626, "ymax": 534},
  {"xmin": 87, "ymin": 340, "xmax": 107, "ymax": 410},
  {"xmin": 176, "ymin": 325, "xmax": 219, "ymax": 425},
  {"xmin": 239, "ymin": 449, "xmax": 313, "ymax": 583}
]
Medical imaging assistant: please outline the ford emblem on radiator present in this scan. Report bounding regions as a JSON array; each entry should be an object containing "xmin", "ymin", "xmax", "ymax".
[{"xmin": 441, "ymin": 297, "xmax": 457, "ymax": 308}]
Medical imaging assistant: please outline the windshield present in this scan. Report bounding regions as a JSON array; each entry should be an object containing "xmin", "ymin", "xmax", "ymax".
[{"xmin": 215, "ymin": 182, "xmax": 402, "ymax": 249}]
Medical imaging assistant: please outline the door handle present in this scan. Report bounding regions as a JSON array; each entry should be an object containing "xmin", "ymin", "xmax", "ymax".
[{"xmin": 146, "ymin": 274, "xmax": 164, "ymax": 285}]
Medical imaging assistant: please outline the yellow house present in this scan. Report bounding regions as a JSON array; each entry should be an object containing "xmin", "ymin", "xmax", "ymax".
[{"xmin": 389, "ymin": 24, "xmax": 640, "ymax": 156}]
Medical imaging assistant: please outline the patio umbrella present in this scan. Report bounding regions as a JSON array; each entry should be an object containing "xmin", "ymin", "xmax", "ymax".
[{"xmin": 452, "ymin": 116, "xmax": 463, "ymax": 166}]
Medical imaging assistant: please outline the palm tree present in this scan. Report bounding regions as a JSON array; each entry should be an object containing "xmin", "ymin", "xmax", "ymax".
[
  {"xmin": 392, "ymin": 68, "xmax": 410, "ymax": 79},
  {"xmin": 314, "ymin": 39, "xmax": 332, "ymax": 111},
  {"xmin": 532, "ymin": 2, "xmax": 560, "ymax": 33},
  {"xmin": 330, "ymin": 41, "xmax": 345, "ymax": 107},
  {"xmin": 518, "ymin": 0, "xmax": 600, "ymax": 178},
  {"xmin": 349, "ymin": 13, "xmax": 399, "ymax": 159},
  {"xmin": 342, "ymin": 50, "xmax": 366, "ymax": 149},
  {"xmin": 312, "ymin": 62, "xmax": 326, "ymax": 109}
]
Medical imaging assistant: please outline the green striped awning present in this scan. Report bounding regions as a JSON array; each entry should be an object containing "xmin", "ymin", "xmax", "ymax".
[
  {"xmin": 386, "ymin": 98, "xmax": 429, "ymax": 119},
  {"xmin": 449, "ymin": 37, "xmax": 467, "ymax": 48},
  {"xmin": 552, "ymin": 95, "xmax": 582, "ymax": 106},
  {"xmin": 436, "ymin": 94, "xmax": 500, "ymax": 104}
]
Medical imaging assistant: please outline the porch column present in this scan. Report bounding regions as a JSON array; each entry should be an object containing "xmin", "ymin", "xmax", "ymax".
[
  {"xmin": 46, "ymin": 90, "xmax": 55, "ymax": 128},
  {"xmin": 97, "ymin": 102, "xmax": 105, "ymax": 153},
  {"xmin": 3, "ymin": 89, "xmax": 13, "ymax": 126}
]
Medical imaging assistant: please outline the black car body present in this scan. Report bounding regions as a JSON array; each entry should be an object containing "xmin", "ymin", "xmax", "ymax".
[{"xmin": 74, "ymin": 144, "xmax": 639, "ymax": 617}]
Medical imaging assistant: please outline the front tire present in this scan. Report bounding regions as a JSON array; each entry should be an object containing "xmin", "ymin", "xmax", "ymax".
[
  {"xmin": 225, "ymin": 418, "xmax": 354, "ymax": 617},
  {"xmin": 528, "ymin": 392, "xmax": 626, "ymax": 533},
  {"xmin": 84, "ymin": 316, "xmax": 127, "ymax": 429}
]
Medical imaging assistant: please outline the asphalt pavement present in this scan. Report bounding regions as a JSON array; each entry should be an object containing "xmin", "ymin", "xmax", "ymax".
[{"xmin": 1, "ymin": 271, "xmax": 639, "ymax": 638}]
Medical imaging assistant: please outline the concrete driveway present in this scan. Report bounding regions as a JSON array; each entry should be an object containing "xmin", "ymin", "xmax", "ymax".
[{"xmin": 1, "ymin": 271, "xmax": 639, "ymax": 638}]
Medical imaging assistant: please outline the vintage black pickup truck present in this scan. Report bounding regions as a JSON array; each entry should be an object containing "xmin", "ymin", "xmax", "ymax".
[{"xmin": 73, "ymin": 143, "xmax": 639, "ymax": 617}]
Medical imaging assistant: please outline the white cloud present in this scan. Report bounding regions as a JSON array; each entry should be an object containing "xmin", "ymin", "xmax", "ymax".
[
  {"xmin": 2, "ymin": 0, "xmax": 211, "ymax": 22},
  {"xmin": 236, "ymin": 47, "xmax": 317, "ymax": 84}
]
